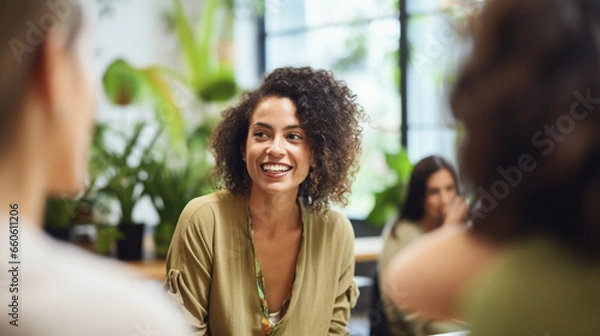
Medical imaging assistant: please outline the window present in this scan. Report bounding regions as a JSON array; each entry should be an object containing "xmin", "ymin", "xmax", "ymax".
[
  {"xmin": 253, "ymin": 0, "xmax": 482, "ymax": 219},
  {"xmin": 263, "ymin": 0, "xmax": 399, "ymax": 218}
]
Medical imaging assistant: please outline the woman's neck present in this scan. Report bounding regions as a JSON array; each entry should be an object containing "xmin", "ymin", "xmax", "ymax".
[
  {"xmin": 248, "ymin": 190, "xmax": 301, "ymax": 237},
  {"xmin": 0, "ymin": 154, "xmax": 45, "ymax": 228},
  {"xmin": 1, "ymin": 103, "xmax": 48, "ymax": 228}
]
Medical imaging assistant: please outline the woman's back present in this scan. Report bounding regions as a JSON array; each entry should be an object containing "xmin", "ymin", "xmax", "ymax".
[{"xmin": 463, "ymin": 235, "xmax": 600, "ymax": 335}]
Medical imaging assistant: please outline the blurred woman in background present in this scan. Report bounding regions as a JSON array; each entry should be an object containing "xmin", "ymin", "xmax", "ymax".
[{"xmin": 377, "ymin": 155, "xmax": 466, "ymax": 335}]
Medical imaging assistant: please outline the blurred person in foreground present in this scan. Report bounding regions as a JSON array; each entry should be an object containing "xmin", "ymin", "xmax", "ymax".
[
  {"xmin": 377, "ymin": 155, "xmax": 467, "ymax": 335},
  {"xmin": 0, "ymin": 1, "xmax": 189, "ymax": 335},
  {"xmin": 383, "ymin": 0, "xmax": 600, "ymax": 335},
  {"xmin": 165, "ymin": 67, "xmax": 364, "ymax": 335}
]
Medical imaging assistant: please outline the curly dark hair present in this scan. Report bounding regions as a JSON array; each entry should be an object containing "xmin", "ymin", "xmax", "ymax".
[
  {"xmin": 451, "ymin": 0, "xmax": 600, "ymax": 254},
  {"xmin": 209, "ymin": 67, "xmax": 365, "ymax": 212}
]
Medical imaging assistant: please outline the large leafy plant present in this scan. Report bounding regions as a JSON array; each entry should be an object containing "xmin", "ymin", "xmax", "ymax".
[
  {"xmin": 144, "ymin": 124, "xmax": 216, "ymax": 257},
  {"xmin": 44, "ymin": 198, "xmax": 78, "ymax": 230},
  {"xmin": 366, "ymin": 149, "xmax": 413, "ymax": 227},
  {"xmin": 95, "ymin": 123, "xmax": 161, "ymax": 225},
  {"xmin": 100, "ymin": 0, "xmax": 238, "ymax": 219},
  {"xmin": 171, "ymin": 0, "xmax": 237, "ymax": 101},
  {"xmin": 102, "ymin": 0, "xmax": 238, "ymax": 128},
  {"xmin": 100, "ymin": 0, "xmax": 239, "ymax": 256}
]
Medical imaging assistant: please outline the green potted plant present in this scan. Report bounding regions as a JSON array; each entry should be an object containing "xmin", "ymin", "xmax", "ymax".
[
  {"xmin": 101, "ymin": 0, "xmax": 238, "ymax": 144},
  {"xmin": 99, "ymin": 0, "xmax": 239, "ymax": 259},
  {"xmin": 144, "ymin": 124, "xmax": 215, "ymax": 258},
  {"xmin": 366, "ymin": 149, "xmax": 413, "ymax": 228},
  {"xmin": 169, "ymin": 0, "xmax": 237, "ymax": 102},
  {"xmin": 43, "ymin": 198, "xmax": 78, "ymax": 241},
  {"xmin": 95, "ymin": 122, "xmax": 161, "ymax": 260},
  {"xmin": 43, "ymin": 124, "xmax": 110, "ymax": 242}
]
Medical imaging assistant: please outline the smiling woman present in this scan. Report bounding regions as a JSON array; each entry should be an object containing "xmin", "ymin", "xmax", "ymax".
[{"xmin": 165, "ymin": 67, "xmax": 366, "ymax": 335}]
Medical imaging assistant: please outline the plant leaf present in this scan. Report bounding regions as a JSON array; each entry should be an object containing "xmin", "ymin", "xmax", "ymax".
[
  {"xmin": 141, "ymin": 67, "xmax": 186, "ymax": 148},
  {"xmin": 173, "ymin": 0, "xmax": 202, "ymax": 86},
  {"xmin": 103, "ymin": 59, "xmax": 148, "ymax": 105}
]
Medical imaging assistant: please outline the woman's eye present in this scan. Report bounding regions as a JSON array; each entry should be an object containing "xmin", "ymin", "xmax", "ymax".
[
  {"xmin": 254, "ymin": 131, "xmax": 268, "ymax": 138},
  {"xmin": 427, "ymin": 189, "xmax": 439, "ymax": 196},
  {"xmin": 287, "ymin": 133, "xmax": 302, "ymax": 140}
]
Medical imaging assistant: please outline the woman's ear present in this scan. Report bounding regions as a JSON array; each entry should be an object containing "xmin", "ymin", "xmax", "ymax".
[{"xmin": 37, "ymin": 25, "xmax": 71, "ymax": 120}]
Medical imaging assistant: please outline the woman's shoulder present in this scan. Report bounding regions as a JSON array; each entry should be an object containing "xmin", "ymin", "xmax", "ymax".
[
  {"xmin": 304, "ymin": 206, "xmax": 353, "ymax": 237},
  {"xmin": 180, "ymin": 191, "xmax": 243, "ymax": 219},
  {"xmin": 185, "ymin": 190, "xmax": 242, "ymax": 209},
  {"xmin": 462, "ymin": 235, "xmax": 600, "ymax": 335},
  {"xmin": 6, "ymin": 228, "xmax": 191, "ymax": 335},
  {"xmin": 391, "ymin": 220, "xmax": 423, "ymax": 239},
  {"xmin": 176, "ymin": 190, "xmax": 246, "ymax": 234}
]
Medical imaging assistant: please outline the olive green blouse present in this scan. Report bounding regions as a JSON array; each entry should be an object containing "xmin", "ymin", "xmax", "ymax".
[
  {"xmin": 461, "ymin": 234, "xmax": 600, "ymax": 335},
  {"xmin": 165, "ymin": 191, "xmax": 359, "ymax": 336}
]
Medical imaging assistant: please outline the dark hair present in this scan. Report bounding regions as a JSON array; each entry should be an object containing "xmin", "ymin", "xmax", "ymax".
[
  {"xmin": 210, "ymin": 66, "xmax": 365, "ymax": 212},
  {"xmin": 392, "ymin": 156, "xmax": 459, "ymax": 235},
  {"xmin": 451, "ymin": 0, "xmax": 600, "ymax": 254},
  {"xmin": 0, "ymin": 0, "xmax": 83, "ymax": 154}
]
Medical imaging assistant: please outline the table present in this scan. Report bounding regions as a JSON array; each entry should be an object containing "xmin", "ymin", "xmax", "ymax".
[
  {"xmin": 354, "ymin": 236, "xmax": 383, "ymax": 263},
  {"xmin": 128, "ymin": 236, "xmax": 383, "ymax": 281}
]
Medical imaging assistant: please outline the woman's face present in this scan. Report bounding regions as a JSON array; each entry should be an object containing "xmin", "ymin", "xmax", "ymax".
[
  {"xmin": 47, "ymin": 6, "xmax": 97, "ymax": 195},
  {"xmin": 243, "ymin": 96, "xmax": 313, "ymax": 199},
  {"xmin": 422, "ymin": 168, "xmax": 457, "ymax": 226}
]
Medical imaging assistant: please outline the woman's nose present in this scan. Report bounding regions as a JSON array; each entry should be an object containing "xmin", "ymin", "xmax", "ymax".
[
  {"xmin": 441, "ymin": 191, "xmax": 455, "ymax": 206},
  {"xmin": 266, "ymin": 137, "xmax": 284, "ymax": 156}
]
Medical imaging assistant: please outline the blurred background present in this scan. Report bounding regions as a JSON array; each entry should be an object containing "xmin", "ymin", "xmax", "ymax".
[{"xmin": 46, "ymin": 0, "xmax": 482, "ymax": 266}]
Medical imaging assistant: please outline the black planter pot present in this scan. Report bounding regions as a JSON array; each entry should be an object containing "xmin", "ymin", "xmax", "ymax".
[
  {"xmin": 116, "ymin": 223, "xmax": 145, "ymax": 261},
  {"xmin": 44, "ymin": 227, "xmax": 71, "ymax": 242},
  {"xmin": 349, "ymin": 219, "xmax": 383, "ymax": 238}
]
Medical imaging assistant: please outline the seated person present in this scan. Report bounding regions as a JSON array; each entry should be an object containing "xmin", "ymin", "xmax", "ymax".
[
  {"xmin": 378, "ymin": 155, "xmax": 467, "ymax": 335},
  {"xmin": 165, "ymin": 67, "xmax": 364, "ymax": 335}
]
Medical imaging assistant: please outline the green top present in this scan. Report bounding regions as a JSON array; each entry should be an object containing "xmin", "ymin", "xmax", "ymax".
[
  {"xmin": 165, "ymin": 191, "xmax": 359, "ymax": 336},
  {"xmin": 378, "ymin": 220, "xmax": 467, "ymax": 335},
  {"xmin": 248, "ymin": 216, "xmax": 297, "ymax": 336},
  {"xmin": 461, "ymin": 234, "xmax": 600, "ymax": 335}
]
